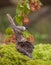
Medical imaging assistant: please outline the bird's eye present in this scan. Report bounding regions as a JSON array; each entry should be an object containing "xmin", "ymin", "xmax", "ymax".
[{"xmin": 26, "ymin": 27, "xmax": 28, "ymax": 29}]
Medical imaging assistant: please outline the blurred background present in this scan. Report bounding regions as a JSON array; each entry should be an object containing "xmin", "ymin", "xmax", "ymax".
[{"xmin": 0, "ymin": 0, "xmax": 51, "ymax": 43}]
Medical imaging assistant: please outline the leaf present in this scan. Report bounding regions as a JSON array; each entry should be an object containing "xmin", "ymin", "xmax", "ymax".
[
  {"xmin": 5, "ymin": 27, "xmax": 14, "ymax": 35},
  {"xmin": 23, "ymin": 30, "xmax": 30, "ymax": 39},
  {"xmin": 15, "ymin": 15, "xmax": 23, "ymax": 26},
  {"xmin": 23, "ymin": 3, "xmax": 30, "ymax": 15},
  {"xmin": 16, "ymin": 4, "xmax": 23, "ymax": 15}
]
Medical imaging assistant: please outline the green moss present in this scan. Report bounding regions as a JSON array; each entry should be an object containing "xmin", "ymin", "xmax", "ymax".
[
  {"xmin": 0, "ymin": 44, "xmax": 30, "ymax": 65},
  {"xmin": 27, "ymin": 59, "xmax": 51, "ymax": 65},
  {"xmin": 0, "ymin": 44, "xmax": 51, "ymax": 65},
  {"xmin": 33, "ymin": 44, "xmax": 51, "ymax": 60}
]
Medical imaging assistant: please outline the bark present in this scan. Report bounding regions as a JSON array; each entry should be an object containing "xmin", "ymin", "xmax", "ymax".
[{"xmin": 16, "ymin": 41, "xmax": 34, "ymax": 58}]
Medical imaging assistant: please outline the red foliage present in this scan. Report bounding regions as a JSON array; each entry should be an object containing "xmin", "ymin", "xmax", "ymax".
[
  {"xmin": 28, "ymin": 35, "xmax": 34, "ymax": 44},
  {"xmin": 23, "ymin": 17, "xmax": 29, "ymax": 25}
]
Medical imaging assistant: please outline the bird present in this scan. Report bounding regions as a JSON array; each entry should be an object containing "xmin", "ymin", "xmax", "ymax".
[{"xmin": 7, "ymin": 14, "xmax": 26, "ymax": 32}]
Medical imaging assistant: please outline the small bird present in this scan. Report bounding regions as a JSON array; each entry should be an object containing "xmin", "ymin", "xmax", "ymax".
[{"xmin": 7, "ymin": 14, "xmax": 26, "ymax": 32}]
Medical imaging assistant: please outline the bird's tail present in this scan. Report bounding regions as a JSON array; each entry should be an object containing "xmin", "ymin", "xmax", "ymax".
[
  {"xmin": 6, "ymin": 14, "xmax": 16, "ymax": 26},
  {"xmin": 6, "ymin": 13, "xmax": 22, "ymax": 33}
]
